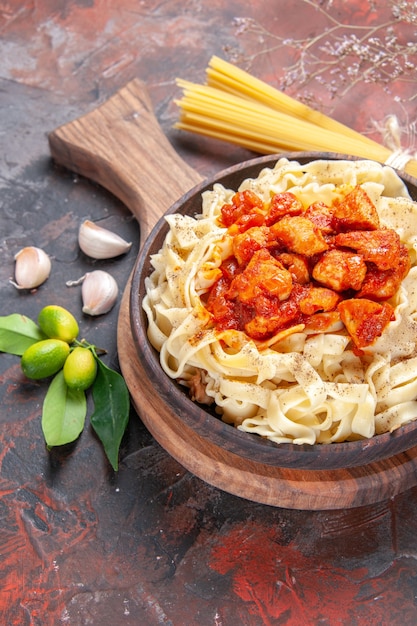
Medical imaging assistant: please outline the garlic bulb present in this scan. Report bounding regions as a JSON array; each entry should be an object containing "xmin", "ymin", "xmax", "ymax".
[
  {"xmin": 78, "ymin": 220, "xmax": 132, "ymax": 259},
  {"xmin": 11, "ymin": 246, "xmax": 51, "ymax": 289},
  {"xmin": 81, "ymin": 270, "xmax": 118, "ymax": 316}
]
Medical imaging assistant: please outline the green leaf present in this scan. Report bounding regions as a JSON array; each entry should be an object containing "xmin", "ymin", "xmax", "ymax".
[
  {"xmin": 0, "ymin": 314, "xmax": 46, "ymax": 355},
  {"xmin": 42, "ymin": 370, "xmax": 87, "ymax": 447},
  {"xmin": 90, "ymin": 358, "xmax": 130, "ymax": 471}
]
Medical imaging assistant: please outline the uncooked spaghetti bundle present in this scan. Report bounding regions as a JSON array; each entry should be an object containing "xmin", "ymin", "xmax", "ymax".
[{"xmin": 175, "ymin": 56, "xmax": 417, "ymax": 178}]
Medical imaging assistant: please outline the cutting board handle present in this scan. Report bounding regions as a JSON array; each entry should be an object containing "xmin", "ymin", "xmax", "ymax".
[{"xmin": 48, "ymin": 79, "xmax": 203, "ymax": 246}]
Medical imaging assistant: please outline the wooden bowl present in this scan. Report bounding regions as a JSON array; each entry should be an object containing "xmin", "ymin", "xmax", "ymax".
[
  {"xmin": 49, "ymin": 80, "xmax": 417, "ymax": 508},
  {"xmin": 130, "ymin": 151, "xmax": 417, "ymax": 473}
]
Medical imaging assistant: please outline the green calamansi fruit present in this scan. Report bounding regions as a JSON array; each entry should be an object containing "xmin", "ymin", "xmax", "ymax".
[
  {"xmin": 63, "ymin": 346, "xmax": 97, "ymax": 391},
  {"xmin": 38, "ymin": 305, "xmax": 79, "ymax": 344},
  {"xmin": 21, "ymin": 339, "xmax": 70, "ymax": 380}
]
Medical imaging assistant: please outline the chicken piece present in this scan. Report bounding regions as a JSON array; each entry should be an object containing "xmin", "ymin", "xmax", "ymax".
[
  {"xmin": 220, "ymin": 189, "xmax": 265, "ymax": 227},
  {"xmin": 205, "ymin": 276, "xmax": 235, "ymax": 327},
  {"xmin": 232, "ymin": 225, "xmax": 270, "ymax": 265},
  {"xmin": 335, "ymin": 229, "xmax": 401, "ymax": 270},
  {"xmin": 265, "ymin": 192, "xmax": 304, "ymax": 225},
  {"xmin": 188, "ymin": 369, "xmax": 214, "ymax": 405},
  {"xmin": 298, "ymin": 286, "xmax": 342, "ymax": 315},
  {"xmin": 338, "ymin": 298, "xmax": 395, "ymax": 348},
  {"xmin": 245, "ymin": 314, "xmax": 288, "ymax": 340},
  {"xmin": 270, "ymin": 215, "xmax": 329, "ymax": 256},
  {"xmin": 228, "ymin": 248, "xmax": 293, "ymax": 303},
  {"xmin": 219, "ymin": 256, "xmax": 240, "ymax": 281},
  {"xmin": 305, "ymin": 202, "xmax": 335, "ymax": 234},
  {"xmin": 304, "ymin": 311, "xmax": 342, "ymax": 332},
  {"xmin": 332, "ymin": 186, "xmax": 380, "ymax": 231},
  {"xmin": 231, "ymin": 211, "xmax": 265, "ymax": 234},
  {"xmin": 276, "ymin": 252, "xmax": 310, "ymax": 284},
  {"xmin": 312, "ymin": 249, "xmax": 367, "ymax": 292},
  {"xmin": 357, "ymin": 243, "xmax": 411, "ymax": 300},
  {"xmin": 245, "ymin": 294, "xmax": 301, "ymax": 340}
]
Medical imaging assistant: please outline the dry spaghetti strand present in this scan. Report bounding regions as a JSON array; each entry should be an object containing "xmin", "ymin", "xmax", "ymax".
[{"xmin": 175, "ymin": 56, "xmax": 417, "ymax": 178}]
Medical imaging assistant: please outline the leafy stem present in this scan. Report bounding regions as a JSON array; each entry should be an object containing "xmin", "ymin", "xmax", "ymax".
[
  {"xmin": 0, "ymin": 312, "xmax": 130, "ymax": 470},
  {"xmin": 72, "ymin": 337, "xmax": 107, "ymax": 355}
]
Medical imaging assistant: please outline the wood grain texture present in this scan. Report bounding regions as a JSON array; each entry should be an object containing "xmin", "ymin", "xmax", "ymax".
[
  {"xmin": 49, "ymin": 81, "xmax": 417, "ymax": 509},
  {"xmin": 119, "ymin": 280, "xmax": 417, "ymax": 509},
  {"xmin": 48, "ymin": 79, "xmax": 203, "ymax": 245}
]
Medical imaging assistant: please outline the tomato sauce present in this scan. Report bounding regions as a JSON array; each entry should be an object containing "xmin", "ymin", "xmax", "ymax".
[{"xmin": 204, "ymin": 187, "xmax": 410, "ymax": 349}]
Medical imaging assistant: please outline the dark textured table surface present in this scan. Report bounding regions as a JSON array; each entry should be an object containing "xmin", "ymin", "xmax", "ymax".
[{"xmin": 2, "ymin": 2, "xmax": 417, "ymax": 624}]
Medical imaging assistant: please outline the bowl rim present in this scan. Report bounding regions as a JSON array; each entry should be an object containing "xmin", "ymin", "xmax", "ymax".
[{"xmin": 130, "ymin": 151, "xmax": 417, "ymax": 470}]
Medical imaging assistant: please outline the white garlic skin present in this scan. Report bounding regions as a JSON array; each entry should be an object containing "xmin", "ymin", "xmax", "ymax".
[
  {"xmin": 12, "ymin": 246, "xmax": 51, "ymax": 289},
  {"xmin": 78, "ymin": 220, "xmax": 132, "ymax": 260},
  {"xmin": 81, "ymin": 270, "xmax": 118, "ymax": 316}
]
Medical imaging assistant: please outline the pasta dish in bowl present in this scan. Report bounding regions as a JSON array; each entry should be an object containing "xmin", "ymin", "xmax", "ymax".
[{"xmin": 132, "ymin": 153, "xmax": 417, "ymax": 470}]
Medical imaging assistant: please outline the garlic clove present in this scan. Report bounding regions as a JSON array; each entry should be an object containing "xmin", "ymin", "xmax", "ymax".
[
  {"xmin": 78, "ymin": 220, "xmax": 132, "ymax": 260},
  {"xmin": 81, "ymin": 270, "xmax": 118, "ymax": 316},
  {"xmin": 11, "ymin": 246, "xmax": 52, "ymax": 289}
]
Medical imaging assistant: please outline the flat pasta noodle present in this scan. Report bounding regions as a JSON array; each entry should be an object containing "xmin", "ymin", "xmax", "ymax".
[{"xmin": 142, "ymin": 158, "xmax": 417, "ymax": 445}]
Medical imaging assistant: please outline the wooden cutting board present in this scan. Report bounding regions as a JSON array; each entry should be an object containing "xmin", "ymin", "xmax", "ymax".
[{"xmin": 48, "ymin": 79, "xmax": 417, "ymax": 510}]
